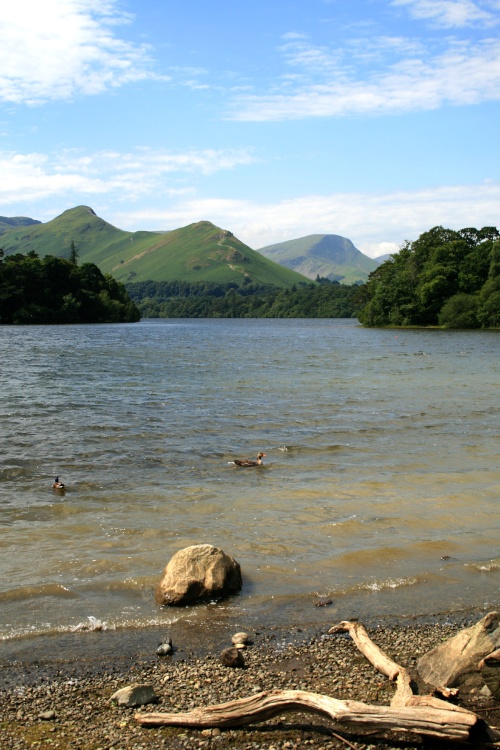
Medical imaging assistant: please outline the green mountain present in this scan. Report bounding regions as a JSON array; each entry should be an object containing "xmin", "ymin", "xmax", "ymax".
[
  {"xmin": 0, "ymin": 215, "xmax": 41, "ymax": 235},
  {"xmin": 0, "ymin": 206, "xmax": 309, "ymax": 287},
  {"xmin": 257, "ymin": 234, "xmax": 379, "ymax": 284}
]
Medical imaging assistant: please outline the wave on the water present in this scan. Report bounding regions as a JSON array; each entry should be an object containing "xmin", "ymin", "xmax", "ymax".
[
  {"xmin": 0, "ymin": 583, "xmax": 79, "ymax": 603},
  {"xmin": 0, "ymin": 612, "xmax": 183, "ymax": 642},
  {"xmin": 466, "ymin": 558, "xmax": 500, "ymax": 573},
  {"xmin": 72, "ymin": 615, "xmax": 107, "ymax": 632},
  {"xmin": 357, "ymin": 576, "xmax": 419, "ymax": 592}
]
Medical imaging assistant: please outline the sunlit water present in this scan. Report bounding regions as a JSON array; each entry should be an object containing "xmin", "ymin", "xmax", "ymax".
[{"xmin": 1, "ymin": 318, "xmax": 499, "ymax": 644}]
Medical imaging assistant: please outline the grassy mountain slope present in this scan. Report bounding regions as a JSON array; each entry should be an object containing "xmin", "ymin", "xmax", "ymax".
[
  {"xmin": 110, "ymin": 221, "xmax": 309, "ymax": 286},
  {"xmin": 0, "ymin": 206, "xmax": 309, "ymax": 287},
  {"xmin": 0, "ymin": 216, "xmax": 41, "ymax": 235},
  {"xmin": 258, "ymin": 234, "xmax": 378, "ymax": 284},
  {"xmin": 0, "ymin": 206, "xmax": 155, "ymax": 266}
]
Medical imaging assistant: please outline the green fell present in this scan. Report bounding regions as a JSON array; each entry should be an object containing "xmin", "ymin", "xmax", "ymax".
[
  {"xmin": 0, "ymin": 206, "xmax": 310, "ymax": 288},
  {"xmin": 0, "ymin": 215, "xmax": 41, "ymax": 235},
  {"xmin": 258, "ymin": 234, "xmax": 378, "ymax": 284}
]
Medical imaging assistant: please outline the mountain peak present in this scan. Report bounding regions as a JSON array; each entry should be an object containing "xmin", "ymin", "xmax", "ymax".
[
  {"xmin": 258, "ymin": 233, "xmax": 378, "ymax": 284},
  {"xmin": 59, "ymin": 205, "xmax": 97, "ymax": 217}
]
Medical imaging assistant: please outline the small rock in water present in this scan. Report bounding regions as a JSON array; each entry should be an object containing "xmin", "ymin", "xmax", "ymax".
[
  {"xmin": 156, "ymin": 636, "xmax": 173, "ymax": 656},
  {"xmin": 111, "ymin": 684, "xmax": 158, "ymax": 707},
  {"xmin": 220, "ymin": 647, "xmax": 245, "ymax": 668},
  {"xmin": 314, "ymin": 598, "xmax": 333, "ymax": 607}
]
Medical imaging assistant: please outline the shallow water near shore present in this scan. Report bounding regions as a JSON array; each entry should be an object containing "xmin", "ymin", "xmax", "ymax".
[{"xmin": 1, "ymin": 318, "xmax": 499, "ymax": 658}]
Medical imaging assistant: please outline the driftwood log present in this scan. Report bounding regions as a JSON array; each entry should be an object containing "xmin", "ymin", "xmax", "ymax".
[{"xmin": 135, "ymin": 619, "xmax": 500, "ymax": 745}]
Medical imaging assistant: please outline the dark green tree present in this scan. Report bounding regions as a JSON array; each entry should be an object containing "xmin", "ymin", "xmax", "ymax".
[
  {"xmin": 358, "ymin": 226, "xmax": 499, "ymax": 328},
  {"xmin": 0, "ymin": 253, "xmax": 140, "ymax": 324},
  {"xmin": 438, "ymin": 293, "xmax": 480, "ymax": 328},
  {"xmin": 69, "ymin": 240, "xmax": 79, "ymax": 265}
]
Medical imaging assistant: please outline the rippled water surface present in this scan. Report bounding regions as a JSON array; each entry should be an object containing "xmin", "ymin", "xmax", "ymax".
[{"xmin": 1, "ymin": 318, "xmax": 499, "ymax": 641}]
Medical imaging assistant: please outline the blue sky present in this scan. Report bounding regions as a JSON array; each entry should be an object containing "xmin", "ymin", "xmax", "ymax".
[{"xmin": 1, "ymin": 0, "xmax": 499, "ymax": 257}]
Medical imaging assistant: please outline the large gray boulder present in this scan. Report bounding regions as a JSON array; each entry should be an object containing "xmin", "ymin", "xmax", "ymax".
[
  {"xmin": 154, "ymin": 544, "xmax": 242, "ymax": 606},
  {"xmin": 417, "ymin": 611, "xmax": 500, "ymax": 688}
]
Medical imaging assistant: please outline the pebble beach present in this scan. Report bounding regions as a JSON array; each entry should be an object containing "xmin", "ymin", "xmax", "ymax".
[{"xmin": 2, "ymin": 611, "xmax": 500, "ymax": 750}]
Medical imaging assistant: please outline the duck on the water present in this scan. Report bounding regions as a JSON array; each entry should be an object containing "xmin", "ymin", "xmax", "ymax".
[{"xmin": 232, "ymin": 452, "xmax": 266, "ymax": 467}]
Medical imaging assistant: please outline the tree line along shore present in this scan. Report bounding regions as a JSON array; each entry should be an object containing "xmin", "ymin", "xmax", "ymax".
[{"xmin": 1, "ymin": 224, "xmax": 499, "ymax": 326}]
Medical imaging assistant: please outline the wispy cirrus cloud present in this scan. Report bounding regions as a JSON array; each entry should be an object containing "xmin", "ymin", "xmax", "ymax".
[
  {"xmin": 0, "ymin": 0, "xmax": 159, "ymax": 104},
  {"xmin": 228, "ymin": 33, "xmax": 500, "ymax": 120},
  {"xmin": 392, "ymin": 0, "xmax": 498, "ymax": 28},
  {"xmin": 0, "ymin": 147, "xmax": 257, "ymax": 203}
]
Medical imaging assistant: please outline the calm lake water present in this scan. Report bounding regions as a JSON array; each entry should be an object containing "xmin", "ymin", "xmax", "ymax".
[{"xmin": 1, "ymin": 318, "xmax": 499, "ymax": 645}]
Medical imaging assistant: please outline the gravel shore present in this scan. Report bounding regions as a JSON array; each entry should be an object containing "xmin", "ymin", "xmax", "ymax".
[{"xmin": 1, "ymin": 615, "xmax": 499, "ymax": 750}]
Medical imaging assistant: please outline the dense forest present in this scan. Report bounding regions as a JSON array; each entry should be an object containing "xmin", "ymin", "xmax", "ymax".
[
  {"xmin": 0, "ymin": 250, "xmax": 140, "ymax": 324},
  {"xmin": 125, "ymin": 278, "xmax": 361, "ymax": 318},
  {"xmin": 357, "ymin": 226, "xmax": 500, "ymax": 328}
]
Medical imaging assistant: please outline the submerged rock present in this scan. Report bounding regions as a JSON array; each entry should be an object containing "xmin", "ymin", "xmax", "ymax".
[
  {"xmin": 157, "ymin": 637, "xmax": 173, "ymax": 656},
  {"xmin": 154, "ymin": 544, "xmax": 242, "ymax": 606}
]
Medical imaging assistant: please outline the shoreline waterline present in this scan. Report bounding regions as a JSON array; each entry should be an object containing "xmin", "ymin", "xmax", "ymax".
[{"xmin": 1, "ymin": 600, "xmax": 498, "ymax": 688}]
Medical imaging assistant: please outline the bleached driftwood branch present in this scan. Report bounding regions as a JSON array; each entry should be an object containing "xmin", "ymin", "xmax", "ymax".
[
  {"xmin": 328, "ymin": 620, "xmax": 467, "ymax": 712},
  {"xmin": 135, "ymin": 619, "xmax": 500, "ymax": 745}
]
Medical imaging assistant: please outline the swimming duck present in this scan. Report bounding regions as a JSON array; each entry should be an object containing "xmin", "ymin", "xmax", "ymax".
[
  {"xmin": 52, "ymin": 476, "xmax": 65, "ymax": 490},
  {"xmin": 233, "ymin": 452, "xmax": 266, "ymax": 467}
]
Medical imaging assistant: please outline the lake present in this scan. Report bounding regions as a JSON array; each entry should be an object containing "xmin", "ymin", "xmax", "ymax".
[{"xmin": 1, "ymin": 318, "xmax": 499, "ymax": 646}]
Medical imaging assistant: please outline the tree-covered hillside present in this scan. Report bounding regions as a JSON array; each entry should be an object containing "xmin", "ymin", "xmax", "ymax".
[
  {"xmin": 357, "ymin": 226, "xmax": 500, "ymax": 328},
  {"xmin": 126, "ymin": 278, "xmax": 360, "ymax": 318},
  {"xmin": 0, "ymin": 251, "xmax": 140, "ymax": 324}
]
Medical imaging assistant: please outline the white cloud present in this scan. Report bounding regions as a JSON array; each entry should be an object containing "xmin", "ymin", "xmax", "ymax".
[
  {"xmin": 114, "ymin": 182, "xmax": 500, "ymax": 255},
  {"xmin": 392, "ymin": 0, "xmax": 497, "ymax": 28},
  {"xmin": 0, "ymin": 147, "xmax": 257, "ymax": 203},
  {"xmin": 2, "ymin": 150, "xmax": 499, "ymax": 256},
  {"xmin": 229, "ymin": 35, "xmax": 500, "ymax": 120},
  {"xmin": 0, "ymin": 0, "xmax": 157, "ymax": 104}
]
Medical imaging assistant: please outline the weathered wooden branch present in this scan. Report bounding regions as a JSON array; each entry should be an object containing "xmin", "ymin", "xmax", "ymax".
[
  {"xmin": 328, "ymin": 620, "xmax": 469, "ymax": 714},
  {"xmin": 135, "ymin": 620, "xmax": 500, "ymax": 745},
  {"xmin": 136, "ymin": 688, "xmax": 495, "ymax": 742}
]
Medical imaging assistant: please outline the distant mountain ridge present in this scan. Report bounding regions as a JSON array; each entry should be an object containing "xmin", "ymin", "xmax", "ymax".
[
  {"xmin": 0, "ymin": 206, "xmax": 383, "ymax": 286},
  {"xmin": 0, "ymin": 215, "xmax": 41, "ymax": 235},
  {"xmin": 257, "ymin": 234, "xmax": 379, "ymax": 284},
  {"xmin": 0, "ymin": 206, "xmax": 309, "ymax": 288}
]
